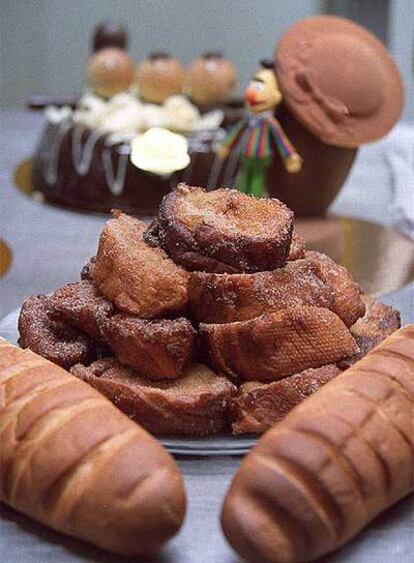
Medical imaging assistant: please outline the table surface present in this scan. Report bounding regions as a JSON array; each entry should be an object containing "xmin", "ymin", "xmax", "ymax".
[{"xmin": 1, "ymin": 110, "xmax": 413, "ymax": 563}]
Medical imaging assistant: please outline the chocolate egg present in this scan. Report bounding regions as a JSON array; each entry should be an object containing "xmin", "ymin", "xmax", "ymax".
[
  {"xmin": 136, "ymin": 53, "xmax": 185, "ymax": 104},
  {"xmin": 186, "ymin": 53, "xmax": 237, "ymax": 105},
  {"xmin": 92, "ymin": 22, "xmax": 128, "ymax": 52},
  {"xmin": 87, "ymin": 47, "xmax": 135, "ymax": 98}
]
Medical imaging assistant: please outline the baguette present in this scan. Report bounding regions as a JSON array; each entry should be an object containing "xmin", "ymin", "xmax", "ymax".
[
  {"xmin": 221, "ymin": 325, "xmax": 414, "ymax": 562},
  {"xmin": 0, "ymin": 338, "xmax": 186, "ymax": 557}
]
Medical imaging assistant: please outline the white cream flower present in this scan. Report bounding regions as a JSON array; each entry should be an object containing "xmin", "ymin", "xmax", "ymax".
[
  {"xmin": 163, "ymin": 95, "xmax": 200, "ymax": 132},
  {"xmin": 73, "ymin": 93, "xmax": 107, "ymax": 129},
  {"xmin": 130, "ymin": 127, "xmax": 190, "ymax": 176},
  {"xmin": 45, "ymin": 105, "xmax": 73, "ymax": 124},
  {"xmin": 99, "ymin": 103, "xmax": 145, "ymax": 135},
  {"xmin": 70, "ymin": 89, "xmax": 224, "ymax": 137}
]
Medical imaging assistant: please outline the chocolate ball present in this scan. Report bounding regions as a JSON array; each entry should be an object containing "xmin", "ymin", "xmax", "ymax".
[
  {"xmin": 186, "ymin": 53, "xmax": 237, "ymax": 105},
  {"xmin": 87, "ymin": 47, "xmax": 135, "ymax": 98},
  {"xmin": 93, "ymin": 22, "xmax": 128, "ymax": 52},
  {"xmin": 136, "ymin": 53, "xmax": 185, "ymax": 104}
]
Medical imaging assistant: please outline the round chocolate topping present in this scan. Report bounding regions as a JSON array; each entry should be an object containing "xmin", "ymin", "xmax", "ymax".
[
  {"xmin": 202, "ymin": 52, "xmax": 223, "ymax": 60},
  {"xmin": 274, "ymin": 16, "xmax": 404, "ymax": 147},
  {"xmin": 149, "ymin": 52, "xmax": 171, "ymax": 61},
  {"xmin": 93, "ymin": 22, "xmax": 128, "ymax": 52}
]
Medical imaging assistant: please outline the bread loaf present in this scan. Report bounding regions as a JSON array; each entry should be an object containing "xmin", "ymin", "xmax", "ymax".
[
  {"xmin": 221, "ymin": 325, "xmax": 414, "ymax": 562},
  {"xmin": 0, "ymin": 338, "xmax": 186, "ymax": 557}
]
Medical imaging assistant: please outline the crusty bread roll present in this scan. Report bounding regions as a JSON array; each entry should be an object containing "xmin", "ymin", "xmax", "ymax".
[
  {"xmin": 0, "ymin": 338, "xmax": 186, "ymax": 557},
  {"xmin": 221, "ymin": 325, "xmax": 414, "ymax": 563}
]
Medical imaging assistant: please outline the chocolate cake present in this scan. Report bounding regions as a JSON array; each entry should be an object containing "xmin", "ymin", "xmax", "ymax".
[
  {"xmin": 31, "ymin": 120, "xmax": 242, "ymax": 215},
  {"xmin": 30, "ymin": 33, "xmax": 243, "ymax": 216}
]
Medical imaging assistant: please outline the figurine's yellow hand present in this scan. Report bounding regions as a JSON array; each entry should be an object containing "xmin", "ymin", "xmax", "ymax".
[
  {"xmin": 217, "ymin": 145, "xmax": 230, "ymax": 160},
  {"xmin": 285, "ymin": 153, "xmax": 303, "ymax": 174}
]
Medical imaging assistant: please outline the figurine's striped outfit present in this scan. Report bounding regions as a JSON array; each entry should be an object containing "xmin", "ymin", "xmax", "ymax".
[
  {"xmin": 222, "ymin": 115, "xmax": 297, "ymax": 160},
  {"xmin": 221, "ymin": 112, "xmax": 298, "ymax": 197}
]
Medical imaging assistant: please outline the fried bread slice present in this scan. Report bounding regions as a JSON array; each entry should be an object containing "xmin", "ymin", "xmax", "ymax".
[
  {"xmin": 305, "ymin": 250, "xmax": 365, "ymax": 326},
  {"xmin": 71, "ymin": 359, "xmax": 236, "ymax": 437},
  {"xmin": 50, "ymin": 280, "xmax": 114, "ymax": 342},
  {"xmin": 200, "ymin": 306, "xmax": 358, "ymax": 381},
  {"xmin": 148, "ymin": 184, "xmax": 294, "ymax": 273},
  {"xmin": 93, "ymin": 211, "xmax": 189, "ymax": 317},
  {"xmin": 189, "ymin": 260, "xmax": 335, "ymax": 324},
  {"xmin": 102, "ymin": 315, "xmax": 198, "ymax": 379},
  {"xmin": 18, "ymin": 295, "xmax": 96, "ymax": 369},
  {"xmin": 339, "ymin": 294, "xmax": 401, "ymax": 368},
  {"xmin": 230, "ymin": 364, "xmax": 342, "ymax": 434}
]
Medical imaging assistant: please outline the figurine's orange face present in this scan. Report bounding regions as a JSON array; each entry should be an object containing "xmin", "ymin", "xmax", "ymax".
[{"xmin": 244, "ymin": 69, "xmax": 282, "ymax": 114}]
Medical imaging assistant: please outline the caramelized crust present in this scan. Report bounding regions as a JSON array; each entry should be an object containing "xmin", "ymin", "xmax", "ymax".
[
  {"xmin": 145, "ymin": 217, "xmax": 242, "ymax": 273},
  {"xmin": 102, "ymin": 315, "xmax": 198, "ymax": 379},
  {"xmin": 50, "ymin": 280, "xmax": 114, "ymax": 341},
  {"xmin": 92, "ymin": 211, "xmax": 189, "ymax": 317},
  {"xmin": 306, "ymin": 250, "xmax": 365, "ymax": 326},
  {"xmin": 230, "ymin": 364, "xmax": 342, "ymax": 434},
  {"xmin": 72, "ymin": 359, "xmax": 236, "ymax": 437},
  {"xmin": 18, "ymin": 295, "xmax": 96, "ymax": 369},
  {"xmin": 165, "ymin": 249, "xmax": 243, "ymax": 274},
  {"xmin": 288, "ymin": 230, "xmax": 306, "ymax": 261},
  {"xmin": 339, "ymin": 294, "xmax": 401, "ymax": 368},
  {"xmin": 151, "ymin": 184, "xmax": 294, "ymax": 273},
  {"xmin": 200, "ymin": 306, "xmax": 358, "ymax": 381},
  {"xmin": 189, "ymin": 260, "xmax": 335, "ymax": 324},
  {"xmin": 147, "ymin": 219, "xmax": 304, "ymax": 272}
]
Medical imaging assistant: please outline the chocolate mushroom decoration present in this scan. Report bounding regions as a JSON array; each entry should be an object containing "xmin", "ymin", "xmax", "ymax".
[
  {"xmin": 92, "ymin": 22, "xmax": 128, "ymax": 52},
  {"xmin": 269, "ymin": 15, "xmax": 404, "ymax": 216}
]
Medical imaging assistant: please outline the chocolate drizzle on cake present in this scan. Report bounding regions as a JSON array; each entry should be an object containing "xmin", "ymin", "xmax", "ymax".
[{"xmin": 33, "ymin": 121, "xmax": 241, "ymax": 213}]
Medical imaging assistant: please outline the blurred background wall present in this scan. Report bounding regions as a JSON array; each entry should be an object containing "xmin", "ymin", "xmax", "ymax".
[{"xmin": 1, "ymin": 0, "xmax": 413, "ymax": 119}]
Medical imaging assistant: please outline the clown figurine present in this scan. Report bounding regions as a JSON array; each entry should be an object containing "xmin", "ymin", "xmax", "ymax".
[{"xmin": 218, "ymin": 60, "xmax": 302, "ymax": 197}]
